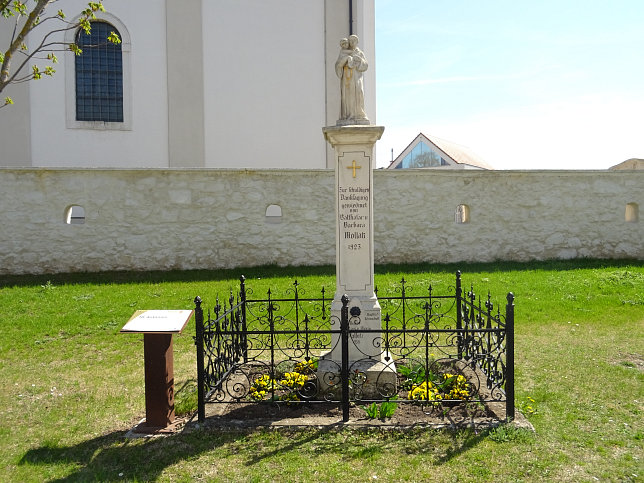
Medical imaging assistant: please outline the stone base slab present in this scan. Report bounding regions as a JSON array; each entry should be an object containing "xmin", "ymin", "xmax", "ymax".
[{"xmin": 317, "ymin": 351, "xmax": 397, "ymax": 400}]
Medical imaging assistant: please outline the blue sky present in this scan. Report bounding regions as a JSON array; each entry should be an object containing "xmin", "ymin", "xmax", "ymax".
[{"xmin": 374, "ymin": 0, "xmax": 644, "ymax": 169}]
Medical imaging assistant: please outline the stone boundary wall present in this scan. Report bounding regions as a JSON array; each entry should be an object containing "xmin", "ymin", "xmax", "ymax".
[{"xmin": 0, "ymin": 168, "xmax": 641, "ymax": 275}]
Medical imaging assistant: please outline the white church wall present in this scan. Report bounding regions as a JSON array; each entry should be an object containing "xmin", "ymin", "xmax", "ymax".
[
  {"xmin": 1, "ymin": 1, "xmax": 375, "ymax": 169},
  {"xmin": 0, "ymin": 168, "xmax": 641, "ymax": 275},
  {"xmin": 166, "ymin": 0, "xmax": 205, "ymax": 168},
  {"xmin": 27, "ymin": 0, "xmax": 170, "ymax": 168},
  {"xmin": 202, "ymin": 1, "xmax": 328, "ymax": 169},
  {"xmin": 0, "ymin": 20, "xmax": 31, "ymax": 166}
]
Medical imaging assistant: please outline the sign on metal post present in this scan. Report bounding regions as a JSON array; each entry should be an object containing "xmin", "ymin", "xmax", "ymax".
[{"xmin": 121, "ymin": 309, "xmax": 193, "ymax": 432}]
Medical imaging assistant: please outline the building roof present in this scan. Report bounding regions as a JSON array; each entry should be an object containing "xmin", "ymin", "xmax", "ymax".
[
  {"xmin": 387, "ymin": 133, "xmax": 493, "ymax": 170},
  {"xmin": 609, "ymin": 158, "xmax": 644, "ymax": 170}
]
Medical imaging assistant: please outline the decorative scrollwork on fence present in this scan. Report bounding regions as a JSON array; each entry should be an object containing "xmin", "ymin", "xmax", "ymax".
[
  {"xmin": 459, "ymin": 284, "xmax": 508, "ymax": 398},
  {"xmin": 195, "ymin": 272, "xmax": 514, "ymax": 423}
]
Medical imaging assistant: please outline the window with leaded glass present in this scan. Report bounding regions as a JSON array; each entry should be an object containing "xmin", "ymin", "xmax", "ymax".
[{"xmin": 75, "ymin": 22, "xmax": 123, "ymax": 122}]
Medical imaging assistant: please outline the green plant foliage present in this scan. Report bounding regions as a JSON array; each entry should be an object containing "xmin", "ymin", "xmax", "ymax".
[
  {"xmin": 398, "ymin": 363, "xmax": 429, "ymax": 390},
  {"xmin": 362, "ymin": 402, "xmax": 379, "ymax": 419},
  {"xmin": 361, "ymin": 398, "xmax": 398, "ymax": 420},
  {"xmin": 487, "ymin": 425, "xmax": 535, "ymax": 443},
  {"xmin": 517, "ymin": 396, "xmax": 538, "ymax": 417},
  {"xmin": 174, "ymin": 382, "xmax": 198, "ymax": 416},
  {"xmin": 379, "ymin": 398, "xmax": 398, "ymax": 419}
]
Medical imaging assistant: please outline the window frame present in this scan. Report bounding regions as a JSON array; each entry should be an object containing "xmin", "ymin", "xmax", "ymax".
[{"xmin": 64, "ymin": 12, "xmax": 132, "ymax": 130}]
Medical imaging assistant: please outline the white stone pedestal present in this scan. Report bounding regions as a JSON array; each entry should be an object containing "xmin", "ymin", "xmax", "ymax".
[{"xmin": 319, "ymin": 125, "xmax": 396, "ymax": 399}]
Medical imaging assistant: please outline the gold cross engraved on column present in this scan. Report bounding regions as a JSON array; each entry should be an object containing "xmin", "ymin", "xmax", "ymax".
[{"xmin": 347, "ymin": 160, "xmax": 362, "ymax": 178}]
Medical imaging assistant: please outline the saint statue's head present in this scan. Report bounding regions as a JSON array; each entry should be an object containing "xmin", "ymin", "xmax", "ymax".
[{"xmin": 348, "ymin": 34, "xmax": 359, "ymax": 49}]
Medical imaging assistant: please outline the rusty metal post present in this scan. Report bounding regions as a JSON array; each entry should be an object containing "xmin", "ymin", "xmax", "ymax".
[{"xmin": 143, "ymin": 333, "xmax": 175, "ymax": 428}]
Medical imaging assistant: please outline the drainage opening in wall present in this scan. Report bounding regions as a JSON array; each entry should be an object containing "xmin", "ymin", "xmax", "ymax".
[
  {"xmin": 455, "ymin": 204, "xmax": 470, "ymax": 224},
  {"xmin": 265, "ymin": 204, "xmax": 283, "ymax": 224},
  {"xmin": 65, "ymin": 205, "xmax": 85, "ymax": 225},
  {"xmin": 625, "ymin": 203, "xmax": 639, "ymax": 223}
]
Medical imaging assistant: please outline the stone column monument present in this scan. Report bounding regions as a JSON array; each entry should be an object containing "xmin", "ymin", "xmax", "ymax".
[{"xmin": 319, "ymin": 35, "xmax": 395, "ymax": 398}]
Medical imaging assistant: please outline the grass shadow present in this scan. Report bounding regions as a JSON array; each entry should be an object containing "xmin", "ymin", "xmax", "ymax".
[
  {"xmin": 228, "ymin": 425, "xmax": 493, "ymax": 468},
  {"xmin": 0, "ymin": 264, "xmax": 336, "ymax": 288},
  {"xmin": 18, "ymin": 424, "xmax": 496, "ymax": 480},
  {"xmin": 3, "ymin": 258, "xmax": 642, "ymax": 289},
  {"xmin": 375, "ymin": 258, "xmax": 644, "ymax": 276},
  {"xmin": 18, "ymin": 429, "xmax": 239, "ymax": 482},
  {"xmin": 240, "ymin": 425, "xmax": 492, "ymax": 466}
]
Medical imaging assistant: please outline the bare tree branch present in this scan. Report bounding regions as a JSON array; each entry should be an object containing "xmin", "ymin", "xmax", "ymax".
[
  {"xmin": 0, "ymin": 1, "xmax": 14, "ymax": 12},
  {"xmin": 0, "ymin": 1, "xmax": 115, "ymax": 98},
  {"xmin": 1, "ymin": 0, "xmax": 51, "ymax": 85},
  {"xmin": 2, "ymin": 24, "xmax": 78, "ymax": 87}
]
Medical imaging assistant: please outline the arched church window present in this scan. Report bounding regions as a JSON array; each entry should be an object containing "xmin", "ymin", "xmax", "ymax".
[{"xmin": 75, "ymin": 21, "xmax": 123, "ymax": 122}]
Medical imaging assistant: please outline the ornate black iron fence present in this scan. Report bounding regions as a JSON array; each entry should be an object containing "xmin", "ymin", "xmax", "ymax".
[{"xmin": 194, "ymin": 272, "xmax": 514, "ymax": 424}]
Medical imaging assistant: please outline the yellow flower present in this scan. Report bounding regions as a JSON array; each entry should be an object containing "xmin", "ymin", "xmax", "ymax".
[
  {"xmin": 294, "ymin": 359, "xmax": 316, "ymax": 374},
  {"xmin": 440, "ymin": 373, "xmax": 470, "ymax": 400},
  {"xmin": 408, "ymin": 381, "xmax": 439, "ymax": 401}
]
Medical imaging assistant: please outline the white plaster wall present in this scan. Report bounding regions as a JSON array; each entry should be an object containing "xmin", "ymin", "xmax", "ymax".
[
  {"xmin": 2, "ymin": 1, "xmax": 376, "ymax": 170},
  {"xmin": 0, "ymin": 13, "xmax": 32, "ymax": 166},
  {"xmin": 202, "ymin": 1, "xmax": 327, "ymax": 168},
  {"xmin": 0, "ymin": 169, "xmax": 641, "ymax": 275},
  {"xmin": 27, "ymin": 0, "xmax": 169, "ymax": 168}
]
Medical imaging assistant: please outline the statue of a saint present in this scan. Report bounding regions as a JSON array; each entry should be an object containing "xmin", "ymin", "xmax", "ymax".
[{"xmin": 335, "ymin": 34, "xmax": 369, "ymax": 125}]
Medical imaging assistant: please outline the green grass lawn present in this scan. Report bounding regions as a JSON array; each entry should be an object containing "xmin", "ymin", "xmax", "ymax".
[{"xmin": 1, "ymin": 259, "xmax": 642, "ymax": 482}]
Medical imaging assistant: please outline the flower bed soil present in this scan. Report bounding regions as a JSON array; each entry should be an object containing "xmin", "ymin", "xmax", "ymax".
[
  {"xmin": 202, "ymin": 398, "xmax": 505, "ymax": 428},
  {"xmin": 196, "ymin": 361, "xmax": 514, "ymax": 429}
]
